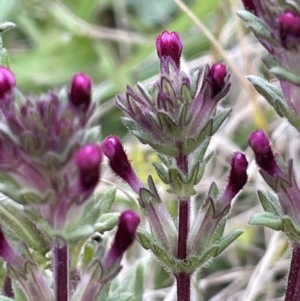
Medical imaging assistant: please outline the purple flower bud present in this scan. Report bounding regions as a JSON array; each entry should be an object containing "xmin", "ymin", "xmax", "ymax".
[
  {"xmin": 248, "ymin": 130, "xmax": 282, "ymax": 177},
  {"xmin": 241, "ymin": 0, "xmax": 257, "ymax": 15},
  {"xmin": 156, "ymin": 30, "xmax": 183, "ymax": 69},
  {"xmin": 113, "ymin": 210, "xmax": 140, "ymax": 254},
  {"xmin": 104, "ymin": 210, "xmax": 140, "ymax": 268},
  {"xmin": 102, "ymin": 135, "xmax": 144, "ymax": 194},
  {"xmin": 207, "ymin": 63, "xmax": 227, "ymax": 97},
  {"xmin": 278, "ymin": 11, "xmax": 300, "ymax": 37},
  {"xmin": 70, "ymin": 73, "xmax": 92, "ymax": 110},
  {"xmin": 278, "ymin": 11, "xmax": 300, "ymax": 47},
  {"xmin": 0, "ymin": 67, "xmax": 16, "ymax": 99},
  {"xmin": 223, "ymin": 152, "xmax": 248, "ymax": 204},
  {"xmin": 75, "ymin": 144, "xmax": 102, "ymax": 191}
]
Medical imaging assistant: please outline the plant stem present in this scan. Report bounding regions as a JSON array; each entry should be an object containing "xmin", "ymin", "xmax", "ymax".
[
  {"xmin": 53, "ymin": 241, "xmax": 69, "ymax": 301},
  {"xmin": 3, "ymin": 275, "xmax": 13, "ymax": 298},
  {"xmin": 285, "ymin": 244, "xmax": 300, "ymax": 301},
  {"xmin": 176, "ymin": 151, "xmax": 191, "ymax": 301}
]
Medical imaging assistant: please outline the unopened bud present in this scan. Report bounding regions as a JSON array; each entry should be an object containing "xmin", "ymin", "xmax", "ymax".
[
  {"xmin": 102, "ymin": 135, "xmax": 144, "ymax": 194},
  {"xmin": 207, "ymin": 63, "xmax": 227, "ymax": 97},
  {"xmin": 70, "ymin": 73, "xmax": 92, "ymax": 110},
  {"xmin": 0, "ymin": 67, "xmax": 16, "ymax": 99},
  {"xmin": 223, "ymin": 152, "xmax": 248, "ymax": 204},
  {"xmin": 279, "ymin": 11, "xmax": 300, "ymax": 36},
  {"xmin": 75, "ymin": 144, "xmax": 102, "ymax": 190},
  {"xmin": 104, "ymin": 210, "xmax": 140, "ymax": 268},
  {"xmin": 156, "ymin": 30, "xmax": 183, "ymax": 69},
  {"xmin": 249, "ymin": 130, "xmax": 282, "ymax": 177}
]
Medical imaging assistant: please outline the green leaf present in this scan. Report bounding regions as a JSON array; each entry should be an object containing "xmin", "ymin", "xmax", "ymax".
[
  {"xmin": 95, "ymin": 212, "xmax": 120, "ymax": 234},
  {"xmin": 64, "ymin": 225, "xmax": 95, "ymax": 244},
  {"xmin": 12, "ymin": 280, "xmax": 27, "ymax": 301},
  {"xmin": 282, "ymin": 215, "xmax": 300, "ymax": 244},
  {"xmin": 215, "ymin": 230, "xmax": 244, "ymax": 256},
  {"xmin": 153, "ymin": 162, "xmax": 171, "ymax": 185},
  {"xmin": 157, "ymin": 112, "xmax": 181, "ymax": 138},
  {"xmin": 0, "ymin": 200, "xmax": 49, "ymax": 253},
  {"xmin": 269, "ymin": 65, "xmax": 300, "ymax": 86},
  {"xmin": 247, "ymin": 75, "xmax": 285, "ymax": 111},
  {"xmin": 136, "ymin": 228, "xmax": 152, "ymax": 250},
  {"xmin": 121, "ymin": 117, "xmax": 141, "ymax": 132},
  {"xmin": 131, "ymin": 130, "xmax": 179, "ymax": 157},
  {"xmin": 237, "ymin": 10, "xmax": 274, "ymax": 44},
  {"xmin": 82, "ymin": 243, "xmax": 96, "ymax": 269},
  {"xmin": 109, "ymin": 259, "xmax": 146, "ymax": 301},
  {"xmin": 98, "ymin": 187, "xmax": 117, "ymax": 214},
  {"xmin": 257, "ymin": 190, "xmax": 282, "ymax": 215},
  {"xmin": 212, "ymin": 108, "xmax": 231, "ymax": 134},
  {"xmin": 184, "ymin": 119, "xmax": 213, "ymax": 155},
  {"xmin": 107, "ymin": 293, "xmax": 133, "ymax": 301},
  {"xmin": 249, "ymin": 212, "xmax": 282, "ymax": 231}
]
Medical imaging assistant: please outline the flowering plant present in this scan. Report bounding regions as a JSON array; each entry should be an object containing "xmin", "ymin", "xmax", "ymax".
[
  {"xmin": 103, "ymin": 30, "xmax": 248, "ymax": 301},
  {"xmin": 240, "ymin": 0, "xmax": 300, "ymax": 300},
  {"xmin": 0, "ymin": 25, "xmax": 141, "ymax": 301}
]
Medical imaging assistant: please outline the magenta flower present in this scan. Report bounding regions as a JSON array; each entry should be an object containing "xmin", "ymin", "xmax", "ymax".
[
  {"xmin": 222, "ymin": 152, "xmax": 248, "ymax": 205},
  {"xmin": 102, "ymin": 135, "xmax": 144, "ymax": 194},
  {"xmin": 104, "ymin": 210, "xmax": 140, "ymax": 269},
  {"xmin": 156, "ymin": 30, "xmax": 183, "ymax": 69},
  {"xmin": 278, "ymin": 11, "xmax": 300, "ymax": 47},
  {"xmin": 207, "ymin": 63, "xmax": 228, "ymax": 98},
  {"xmin": 0, "ymin": 66, "xmax": 16, "ymax": 100},
  {"xmin": 248, "ymin": 130, "xmax": 282, "ymax": 177},
  {"xmin": 75, "ymin": 144, "xmax": 102, "ymax": 191},
  {"xmin": 69, "ymin": 72, "xmax": 92, "ymax": 110}
]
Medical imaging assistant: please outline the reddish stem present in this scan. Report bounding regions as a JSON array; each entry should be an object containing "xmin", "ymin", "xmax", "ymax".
[
  {"xmin": 175, "ymin": 151, "xmax": 191, "ymax": 301},
  {"xmin": 285, "ymin": 245, "xmax": 300, "ymax": 301},
  {"xmin": 53, "ymin": 242, "xmax": 69, "ymax": 301}
]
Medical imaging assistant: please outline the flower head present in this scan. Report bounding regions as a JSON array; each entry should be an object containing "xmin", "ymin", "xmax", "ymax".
[{"xmin": 156, "ymin": 30, "xmax": 183, "ymax": 69}]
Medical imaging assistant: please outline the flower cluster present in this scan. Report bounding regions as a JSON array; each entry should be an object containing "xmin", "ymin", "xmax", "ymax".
[
  {"xmin": 239, "ymin": 1, "xmax": 300, "ymax": 131},
  {"xmin": 240, "ymin": 1, "xmax": 300, "ymax": 299},
  {"xmin": 103, "ymin": 31, "xmax": 248, "ymax": 297},
  {"xmin": 0, "ymin": 66, "xmax": 140, "ymax": 301}
]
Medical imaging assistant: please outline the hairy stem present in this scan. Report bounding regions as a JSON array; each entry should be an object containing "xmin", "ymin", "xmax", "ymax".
[
  {"xmin": 3, "ymin": 275, "xmax": 13, "ymax": 298},
  {"xmin": 285, "ymin": 244, "xmax": 300, "ymax": 301},
  {"xmin": 176, "ymin": 151, "xmax": 191, "ymax": 301},
  {"xmin": 53, "ymin": 241, "xmax": 69, "ymax": 301}
]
